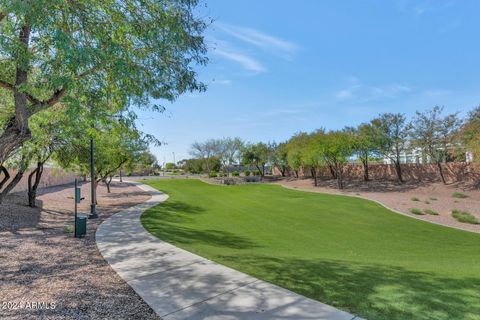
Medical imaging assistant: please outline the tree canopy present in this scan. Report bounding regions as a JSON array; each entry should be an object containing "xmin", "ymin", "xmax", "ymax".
[{"xmin": 0, "ymin": 0, "xmax": 208, "ymax": 163}]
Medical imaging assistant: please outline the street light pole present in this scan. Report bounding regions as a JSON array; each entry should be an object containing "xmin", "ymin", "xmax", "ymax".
[{"xmin": 88, "ymin": 98, "xmax": 98, "ymax": 219}]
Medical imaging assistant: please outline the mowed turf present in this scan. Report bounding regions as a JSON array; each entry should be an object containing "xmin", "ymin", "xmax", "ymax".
[{"xmin": 141, "ymin": 179, "xmax": 480, "ymax": 320}]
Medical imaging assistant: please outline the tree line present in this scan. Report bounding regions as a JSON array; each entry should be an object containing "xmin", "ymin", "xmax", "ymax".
[{"xmin": 186, "ymin": 106, "xmax": 479, "ymax": 189}]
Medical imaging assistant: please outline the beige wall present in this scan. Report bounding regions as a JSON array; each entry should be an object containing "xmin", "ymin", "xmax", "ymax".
[
  {"xmin": 3, "ymin": 166, "xmax": 80, "ymax": 193},
  {"xmin": 274, "ymin": 162, "xmax": 480, "ymax": 182}
]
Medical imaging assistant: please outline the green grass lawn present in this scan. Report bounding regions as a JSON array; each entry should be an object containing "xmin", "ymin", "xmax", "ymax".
[{"xmin": 141, "ymin": 179, "xmax": 480, "ymax": 320}]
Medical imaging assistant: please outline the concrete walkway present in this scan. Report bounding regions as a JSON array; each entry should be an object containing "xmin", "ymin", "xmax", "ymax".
[{"xmin": 96, "ymin": 182, "xmax": 362, "ymax": 320}]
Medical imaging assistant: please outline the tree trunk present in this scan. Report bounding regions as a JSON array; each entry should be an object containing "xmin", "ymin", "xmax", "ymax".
[
  {"xmin": 393, "ymin": 161, "xmax": 404, "ymax": 183},
  {"xmin": 0, "ymin": 25, "xmax": 33, "ymax": 165},
  {"xmin": 28, "ymin": 162, "xmax": 44, "ymax": 208},
  {"xmin": 280, "ymin": 166, "xmax": 286, "ymax": 177},
  {"xmin": 362, "ymin": 153, "xmax": 370, "ymax": 182},
  {"xmin": 0, "ymin": 169, "xmax": 26, "ymax": 204},
  {"xmin": 310, "ymin": 167, "xmax": 318, "ymax": 187},
  {"xmin": 336, "ymin": 165, "xmax": 344, "ymax": 189},
  {"xmin": 294, "ymin": 170, "xmax": 298, "ymax": 178},
  {"xmin": 104, "ymin": 176, "xmax": 113, "ymax": 193},
  {"xmin": 328, "ymin": 165, "xmax": 337, "ymax": 179},
  {"xmin": 0, "ymin": 165, "xmax": 10, "ymax": 190},
  {"xmin": 255, "ymin": 164, "xmax": 264, "ymax": 179},
  {"xmin": 0, "ymin": 118, "xmax": 32, "ymax": 165},
  {"xmin": 119, "ymin": 170, "xmax": 123, "ymax": 182},
  {"xmin": 436, "ymin": 162, "xmax": 447, "ymax": 184}
]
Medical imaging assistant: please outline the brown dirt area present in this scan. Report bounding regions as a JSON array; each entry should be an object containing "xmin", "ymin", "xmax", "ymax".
[
  {"xmin": 0, "ymin": 181, "xmax": 159, "ymax": 320},
  {"xmin": 276, "ymin": 177, "xmax": 480, "ymax": 233}
]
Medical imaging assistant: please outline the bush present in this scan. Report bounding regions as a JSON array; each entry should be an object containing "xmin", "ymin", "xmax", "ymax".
[
  {"xmin": 411, "ymin": 197, "xmax": 420, "ymax": 202},
  {"xmin": 430, "ymin": 197, "xmax": 438, "ymax": 201},
  {"xmin": 452, "ymin": 192, "xmax": 468, "ymax": 199},
  {"xmin": 452, "ymin": 209, "xmax": 479, "ymax": 224},
  {"xmin": 424, "ymin": 209, "xmax": 439, "ymax": 215},
  {"xmin": 245, "ymin": 170, "xmax": 251, "ymax": 176},
  {"xmin": 410, "ymin": 208, "xmax": 424, "ymax": 215},
  {"xmin": 209, "ymin": 171, "xmax": 218, "ymax": 178},
  {"xmin": 253, "ymin": 170, "xmax": 261, "ymax": 176},
  {"xmin": 63, "ymin": 224, "xmax": 74, "ymax": 234},
  {"xmin": 245, "ymin": 176, "xmax": 261, "ymax": 183},
  {"xmin": 232, "ymin": 171, "xmax": 240, "ymax": 177}
]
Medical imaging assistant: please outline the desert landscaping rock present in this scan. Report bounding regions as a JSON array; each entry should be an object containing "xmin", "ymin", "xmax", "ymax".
[{"xmin": 0, "ymin": 181, "xmax": 159, "ymax": 320}]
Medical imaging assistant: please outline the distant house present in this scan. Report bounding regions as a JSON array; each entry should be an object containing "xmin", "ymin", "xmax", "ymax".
[
  {"xmin": 382, "ymin": 142, "xmax": 473, "ymax": 164},
  {"xmin": 382, "ymin": 147, "xmax": 426, "ymax": 164}
]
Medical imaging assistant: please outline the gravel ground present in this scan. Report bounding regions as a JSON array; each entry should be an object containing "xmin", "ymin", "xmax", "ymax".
[
  {"xmin": 0, "ymin": 181, "xmax": 160, "ymax": 320},
  {"xmin": 277, "ymin": 177, "xmax": 480, "ymax": 233}
]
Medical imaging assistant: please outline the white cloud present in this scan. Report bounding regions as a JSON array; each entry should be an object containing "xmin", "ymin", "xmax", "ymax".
[
  {"xmin": 217, "ymin": 23, "xmax": 298, "ymax": 58},
  {"xmin": 335, "ymin": 79, "xmax": 412, "ymax": 102},
  {"xmin": 396, "ymin": 0, "xmax": 455, "ymax": 16},
  {"xmin": 215, "ymin": 48, "xmax": 266, "ymax": 73},
  {"xmin": 336, "ymin": 89, "xmax": 353, "ymax": 100},
  {"xmin": 213, "ymin": 79, "xmax": 233, "ymax": 86}
]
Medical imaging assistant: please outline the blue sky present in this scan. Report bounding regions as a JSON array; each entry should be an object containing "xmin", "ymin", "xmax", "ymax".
[{"xmin": 138, "ymin": 0, "xmax": 480, "ymax": 164}]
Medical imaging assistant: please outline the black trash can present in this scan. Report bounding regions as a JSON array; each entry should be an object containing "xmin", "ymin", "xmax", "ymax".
[{"xmin": 75, "ymin": 215, "xmax": 87, "ymax": 238}]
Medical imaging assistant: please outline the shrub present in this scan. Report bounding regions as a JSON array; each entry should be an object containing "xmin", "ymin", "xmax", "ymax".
[
  {"xmin": 253, "ymin": 170, "xmax": 261, "ymax": 176},
  {"xmin": 424, "ymin": 209, "xmax": 439, "ymax": 215},
  {"xmin": 232, "ymin": 171, "xmax": 240, "ymax": 177},
  {"xmin": 63, "ymin": 224, "xmax": 74, "ymax": 234},
  {"xmin": 430, "ymin": 197, "xmax": 438, "ymax": 201},
  {"xmin": 245, "ymin": 176, "xmax": 260, "ymax": 183},
  {"xmin": 411, "ymin": 197, "xmax": 420, "ymax": 202},
  {"xmin": 424, "ymin": 201, "xmax": 430, "ymax": 204},
  {"xmin": 245, "ymin": 170, "xmax": 251, "ymax": 176},
  {"xmin": 209, "ymin": 171, "xmax": 218, "ymax": 178},
  {"xmin": 452, "ymin": 209, "xmax": 479, "ymax": 224},
  {"xmin": 452, "ymin": 192, "xmax": 468, "ymax": 199},
  {"xmin": 410, "ymin": 208, "xmax": 424, "ymax": 215}
]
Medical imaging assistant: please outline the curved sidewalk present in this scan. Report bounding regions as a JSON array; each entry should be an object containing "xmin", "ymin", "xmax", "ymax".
[{"xmin": 96, "ymin": 181, "xmax": 361, "ymax": 320}]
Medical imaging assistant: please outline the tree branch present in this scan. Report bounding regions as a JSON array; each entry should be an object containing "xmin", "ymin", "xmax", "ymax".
[
  {"xmin": 31, "ymin": 66, "xmax": 96, "ymax": 114},
  {"xmin": 0, "ymin": 165, "xmax": 10, "ymax": 190},
  {"xmin": 0, "ymin": 78, "xmax": 43, "ymax": 106}
]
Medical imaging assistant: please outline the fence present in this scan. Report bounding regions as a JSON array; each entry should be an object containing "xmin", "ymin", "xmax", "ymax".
[
  {"xmin": 2, "ymin": 166, "xmax": 80, "ymax": 193},
  {"xmin": 274, "ymin": 162, "xmax": 480, "ymax": 182}
]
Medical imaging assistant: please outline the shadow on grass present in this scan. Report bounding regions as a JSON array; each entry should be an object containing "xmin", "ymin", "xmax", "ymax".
[
  {"xmin": 216, "ymin": 254, "xmax": 480, "ymax": 320},
  {"xmin": 143, "ymin": 200, "xmax": 261, "ymax": 250}
]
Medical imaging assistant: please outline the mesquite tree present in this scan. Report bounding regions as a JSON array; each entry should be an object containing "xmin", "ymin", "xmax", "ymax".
[
  {"xmin": 371, "ymin": 113, "xmax": 410, "ymax": 183},
  {"xmin": 189, "ymin": 139, "xmax": 221, "ymax": 174},
  {"xmin": 410, "ymin": 106, "xmax": 462, "ymax": 184},
  {"xmin": 286, "ymin": 132, "xmax": 309, "ymax": 178},
  {"xmin": 0, "ymin": 1, "xmax": 207, "ymax": 164},
  {"xmin": 302, "ymin": 131, "xmax": 325, "ymax": 187},
  {"xmin": 459, "ymin": 106, "xmax": 479, "ymax": 184},
  {"xmin": 270, "ymin": 142, "xmax": 289, "ymax": 177},
  {"xmin": 55, "ymin": 117, "xmax": 152, "ymax": 195},
  {"xmin": 24, "ymin": 107, "xmax": 69, "ymax": 207},
  {"xmin": 241, "ymin": 142, "xmax": 271, "ymax": 178},
  {"xmin": 347, "ymin": 123, "xmax": 379, "ymax": 182},
  {"xmin": 320, "ymin": 130, "xmax": 354, "ymax": 189}
]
